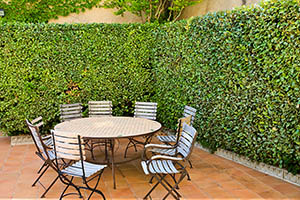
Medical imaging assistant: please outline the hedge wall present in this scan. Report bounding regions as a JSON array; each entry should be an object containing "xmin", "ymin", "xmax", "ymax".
[
  {"xmin": 153, "ymin": 0, "xmax": 300, "ymax": 173},
  {"xmin": 0, "ymin": 23, "xmax": 158, "ymax": 134},
  {"xmin": 0, "ymin": 0, "xmax": 300, "ymax": 173}
]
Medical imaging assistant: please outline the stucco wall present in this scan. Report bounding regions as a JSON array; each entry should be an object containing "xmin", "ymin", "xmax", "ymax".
[
  {"xmin": 49, "ymin": 0, "xmax": 261, "ymax": 24},
  {"xmin": 49, "ymin": 7, "xmax": 142, "ymax": 24},
  {"xmin": 180, "ymin": 0, "xmax": 261, "ymax": 19}
]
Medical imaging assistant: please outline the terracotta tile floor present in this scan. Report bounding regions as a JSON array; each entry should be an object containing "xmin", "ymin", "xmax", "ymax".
[{"xmin": 0, "ymin": 136, "xmax": 300, "ymax": 200}]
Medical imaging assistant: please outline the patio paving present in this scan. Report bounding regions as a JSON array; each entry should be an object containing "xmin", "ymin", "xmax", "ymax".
[{"xmin": 0, "ymin": 135, "xmax": 300, "ymax": 200}]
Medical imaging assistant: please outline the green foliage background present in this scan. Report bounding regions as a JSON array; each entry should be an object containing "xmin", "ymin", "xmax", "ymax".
[
  {"xmin": 0, "ymin": 23, "xmax": 156, "ymax": 134},
  {"xmin": 0, "ymin": 0, "xmax": 300, "ymax": 173},
  {"xmin": 0, "ymin": 0, "xmax": 101, "ymax": 23}
]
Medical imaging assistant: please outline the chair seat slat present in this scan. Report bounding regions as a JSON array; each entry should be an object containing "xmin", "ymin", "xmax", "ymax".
[
  {"xmin": 157, "ymin": 160, "xmax": 168, "ymax": 173},
  {"xmin": 62, "ymin": 161, "xmax": 106, "ymax": 177},
  {"xmin": 157, "ymin": 135, "xmax": 176, "ymax": 143}
]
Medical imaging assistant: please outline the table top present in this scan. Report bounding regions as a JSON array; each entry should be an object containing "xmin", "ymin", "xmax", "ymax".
[{"xmin": 54, "ymin": 116, "xmax": 162, "ymax": 139}]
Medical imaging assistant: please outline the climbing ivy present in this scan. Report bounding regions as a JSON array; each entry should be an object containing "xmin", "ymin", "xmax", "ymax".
[{"xmin": 0, "ymin": 0, "xmax": 101, "ymax": 23}]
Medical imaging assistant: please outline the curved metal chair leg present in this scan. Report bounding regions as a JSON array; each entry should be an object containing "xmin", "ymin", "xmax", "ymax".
[
  {"xmin": 32, "ymin": 165, "xmax": 50, "ymax": 186},
  {"xmin": 59, "ymin": 176, "xmax": 73, "ymax": 200},
  {"xmin": 59, "ymin": 175, "xmax": 83, "ymax": 199},
  {"xmin": 40, "ymin": 175, "xmax": 59, "ymax": 198},
  {"xmin": 86, "ymin": 172, "xmax": 105, "ymax": 200},
  {"xmin": 37, "ymin": 162, "xmax": 47, "ymax": 174},
  {"xmin": 170, "ymin": 174, "xmax": 179, "ymax": 189},
  {"xmin": 149, "ymin": 176, "xmax": 154, "ymax": 184},
  {"xmin": 124, "ymin": 139, "xmax": 134, "ymax": 158},
  {"xmin": 90, "ymin": 142, "xmax": 95, "ymax": 160},
  {"xmin": 187, "ymin": 171, "xmax": 191, "ymax": 181},
  {"xmin": 188, "ymin": 160, "xmax": 193, "ymax": 168}
]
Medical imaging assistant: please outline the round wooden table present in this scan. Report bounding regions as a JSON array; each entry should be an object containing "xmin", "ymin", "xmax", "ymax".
[{"xmin": 54, "ymin": 116, "xmax": 161, "ymax": 189}]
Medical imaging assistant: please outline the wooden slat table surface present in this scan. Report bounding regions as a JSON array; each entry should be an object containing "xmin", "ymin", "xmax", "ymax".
[{"xmin": 54, "ymin": 116, "xmax": 161, "ymax": 139}]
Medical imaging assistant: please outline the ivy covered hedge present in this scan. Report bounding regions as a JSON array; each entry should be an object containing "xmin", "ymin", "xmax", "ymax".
[
  {"xmin": 0, "ymin": 23, "xmax": 157, "ymax": 134},
  {"xmin": 153, "ymin": 0, "xmax": 300, "ymax": 173},
  {"xmin": 0, "ymin": 0, "xmax": 300, "ymax": 173}
]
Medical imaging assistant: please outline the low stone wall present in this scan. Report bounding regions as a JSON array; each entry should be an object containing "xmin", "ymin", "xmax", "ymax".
[
  {"xmin": 195, "ymin": 143, "xmax": 300, "ymax": 187},
  {"xmin": 10, "ymin": 135, "xmax": 33, "ymax": 146}
]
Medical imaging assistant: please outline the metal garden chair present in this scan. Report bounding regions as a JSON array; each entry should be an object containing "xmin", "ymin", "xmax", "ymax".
[
  {"xmin": 88, "ymin": 101, "xmax": 112, "ymax": 117},
  {"xmin": 88, "ymin": 101, "xmax": 113, "ymax": 160},
  {"xmin": 30, "ymin": 116, "xmax": 53, "ymax": 147},
  {"xmin": 141, "ymin": 123, "xmax": 198, "ymax": 200},
  {"xmin": 148, "ymin": 115, "xmax": 193, "ymax": 181},
  {"xmin": 124, "ymin": 101, "xmax": 157, "ymax": 158},
  {"xmin": 51, "ymin": 130, "xmax": 107, "ymax": 200},
  {"xmin": 157, "ymin": 105, "xmax": 196, "ymax": 144},
  {"xmin": 26, "ymin": 118, "xmax": 60, "ymax": 198},
  {"xmin": 59, "ymin": 103, "xmax": 82, "ymax": 122}
]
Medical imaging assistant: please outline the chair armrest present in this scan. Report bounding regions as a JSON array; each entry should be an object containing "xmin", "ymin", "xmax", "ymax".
[
  {"xmin": 145, "ymin": 144, "xmax": 174, "ymax": 149},
  {"xmin": 142, "ymin": 144, "xmax": 177, "ymax": 161},
  {"xmin": 151, "ymin": 155, "xmax": 183, "ymax": 161}
]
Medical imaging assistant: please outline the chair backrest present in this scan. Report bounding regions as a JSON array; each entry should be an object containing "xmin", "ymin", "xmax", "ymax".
[
  {"xmin": 177, "ymin": 115, "xmax": 192, "ymax": 135},
  {"xmin": 134, "ymin": 102, "xmax": 157, "ymax": 120},
  {"xmin": 26, "ymin": 118, "xmax": 45, "ymax": 155},
  {"xmin": 183, "ymin": 105, "xmax": 197, "ymax": 125},
  {"xmin": 88, "ymin": 101, "xmax": 112, "ymax": 117},
  {"xmin": 31, "ymin": 116, "xmax": 44, "ymax": 128},
  {"xmin": 60, "ymin": 103, "xmax": 82, "ymax": 122},
  {"xmin": 176, "ymin": 123, "xmax": 198, "ymax": 160},
  {"xmin": 51, "ymin": 130, "xmax": 86, "ymax": 161}
]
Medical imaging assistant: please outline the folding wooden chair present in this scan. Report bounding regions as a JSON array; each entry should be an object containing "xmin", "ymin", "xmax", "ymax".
[
  {"xmin": 157, "ymin": 105, "xmax": 196, "ymax": 144},
  {"xmin": 141, "ymin": 123, "xmax": 198, "ymax": 200},
  {"xmin": 51, "ymin": 130, "xmax": 107, "ymax": 200},
  {"xmin": 59, "ymin": 103, "xmax": 82, "ymax": 122},
  {"xmin": 124, "ymin": 101, "xmax": 157, "ymax": 158},
  {"xmin": 26, "ymin": 118, "xmax": 59, "ymax": 198}
]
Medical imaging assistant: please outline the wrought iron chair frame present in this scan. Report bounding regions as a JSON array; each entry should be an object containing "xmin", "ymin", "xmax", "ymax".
[
  {"xmin": 26, "ymin": 118, "xmax": 61, "ymax": 198},
  {"xmin": 141, "ymin": 123, "xmax": 198, "ymax": 199},
  {"xmin": 51, "ymin": 130, "xmax": 107, "ymax": 200}
]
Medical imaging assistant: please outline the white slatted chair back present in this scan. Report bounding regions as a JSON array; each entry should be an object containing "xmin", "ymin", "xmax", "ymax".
[
  {"xmin": 26, "ymin": 119, "xmax": 45, "ymax": 154},
  {"xmin": 26, "ymin": 117, "xmax": 46, "ymax": 156},
  {"xmin": 177, "ymin": 123, "xmax": 198, "ymax": 159},
  {"xmin": 52, "ymin": 130, "xmax": 86, "ymax": 161},
  {"xmin": 88, "ymin": 101, "xmax": 112, "ymax": 117},
  {"xmin": 31, "ymin": 116, "xmax": 44, "ymax": 128},
  {"xmin": 60, "ymin": 103, "xmax": 82, "ymax": 122},
  {"xmin": 134, "ymin": 102, "xmax": 157, "ymax": 120},
  {"xmin": 183, "ymin": 105, "xmax": 197, "ymax": 125}
]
